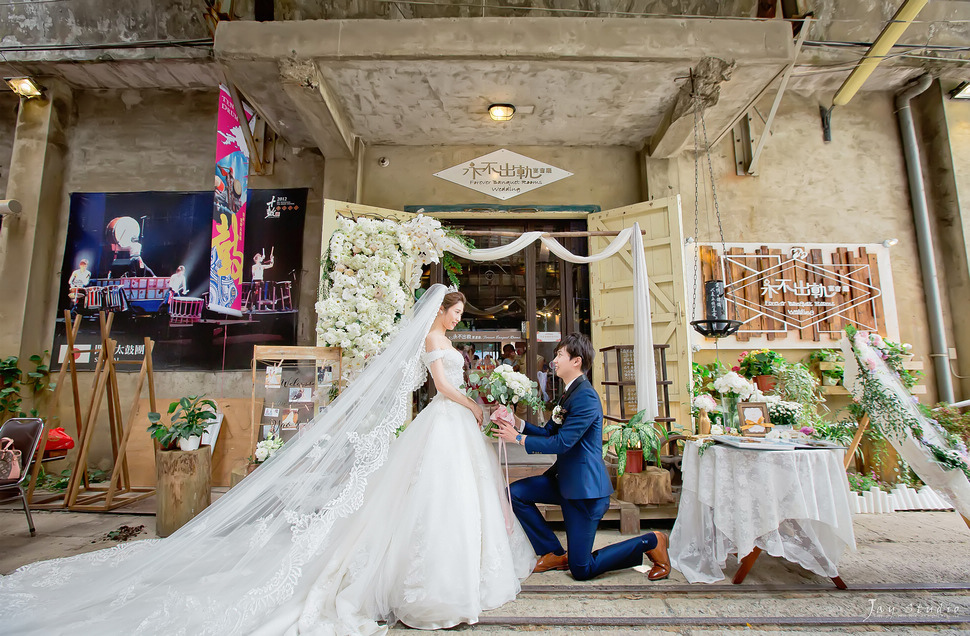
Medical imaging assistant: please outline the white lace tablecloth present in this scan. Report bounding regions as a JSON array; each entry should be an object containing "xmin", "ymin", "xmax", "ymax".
[{"xmin": 669, "ymin": 441, "xmax": 856, "ymax": 584}]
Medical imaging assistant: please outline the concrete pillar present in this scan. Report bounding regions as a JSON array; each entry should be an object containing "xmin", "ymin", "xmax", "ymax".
[{"xmin": 0, "ymin": 80, "xmax": 72, "ymax": 361}]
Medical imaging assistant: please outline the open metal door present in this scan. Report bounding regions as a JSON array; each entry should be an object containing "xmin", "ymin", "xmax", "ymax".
[{"xmin": 588, "ymin": 196, "xmax": 692, "ymax": 429}]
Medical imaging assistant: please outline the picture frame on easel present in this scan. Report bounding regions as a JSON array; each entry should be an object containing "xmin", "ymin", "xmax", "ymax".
[{"xmin": 738, "ymin": 401, "xmax": 772, "ymax": 437}]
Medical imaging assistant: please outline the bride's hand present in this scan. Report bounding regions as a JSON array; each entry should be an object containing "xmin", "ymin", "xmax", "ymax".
[{"xmin": 469, "ymin": 402, "xmax": 484, "ymax": 427}]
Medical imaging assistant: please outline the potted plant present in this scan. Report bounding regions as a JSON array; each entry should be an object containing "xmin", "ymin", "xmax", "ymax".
[
  {"xmin": 147, "ymin": 395, "xmax": 218, "ymax": 451},
  {"xmin": 736, "ymin": 349, "xmax": 782, "ymax": 392},
  {"xmin": 809, "ymin": 349, "xmax": 844, "ymax": 386},
  {"xmin": 147, "ymin": 395, "xmax": 219, "ymax": 537},
  {"xmin": 603, "ymin": 409, "xmax": 667, "ymax": 476}
]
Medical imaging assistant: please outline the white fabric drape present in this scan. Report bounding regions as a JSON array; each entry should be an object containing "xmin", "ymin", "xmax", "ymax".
[
  {"xmin": 440, "ymin": 223, "xmax": 658, "ymax": 419},
  {"xmin": 841, "ymin": 337, "xmax": 970, "ymax": 522}
]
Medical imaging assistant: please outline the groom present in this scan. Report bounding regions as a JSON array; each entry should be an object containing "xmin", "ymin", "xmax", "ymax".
[{"xmin": 491, "ymin": 333, "xmax": 670, "ymax": 581}]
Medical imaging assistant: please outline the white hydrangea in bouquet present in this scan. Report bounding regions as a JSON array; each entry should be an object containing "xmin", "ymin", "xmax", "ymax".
[
  {"xmin": 713, "ymin": 371, "xmax": 755, "ymax": 400},
  {"xmin": 467, "ymin": 364, "xmax": 545, "ymax": 437},
  {"xmin": 691, "ymin": 394, "xmax": 719, "ymax": 413}
]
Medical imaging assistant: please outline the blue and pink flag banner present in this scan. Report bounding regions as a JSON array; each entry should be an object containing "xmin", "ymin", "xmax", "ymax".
[{"xmin": 209, "ymin": 84, "xmax": 250, "ymax": 316}]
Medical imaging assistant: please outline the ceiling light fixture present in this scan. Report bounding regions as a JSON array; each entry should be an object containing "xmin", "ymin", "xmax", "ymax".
[
  {"xmin": 882, "ymin": 238, "xmax": 899, "ymax": 248},
  {"xmin": 488, "ymin": 103, "xmax": 515, "ymax": 122},
  {"xmin": 5, "ymin": 77, "xmax": 44, "ymax": 99},
  {"xmin": 949, "ymin": 82, "xmax": 970, "ymax": 100}
]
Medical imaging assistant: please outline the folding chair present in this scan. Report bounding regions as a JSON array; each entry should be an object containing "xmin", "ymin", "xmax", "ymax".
[{"xmin": 0, "ymin": 418, "xmax": 45, "ymax": 536}]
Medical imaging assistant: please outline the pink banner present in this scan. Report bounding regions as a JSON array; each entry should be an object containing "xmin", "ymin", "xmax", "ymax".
[{"xmin": 209, "ymin": 84, "xmax": 249, "ymax": 316}]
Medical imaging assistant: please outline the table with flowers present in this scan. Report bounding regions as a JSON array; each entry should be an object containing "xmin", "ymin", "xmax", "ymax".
[{"xmin": 669, "ymin": 439, "xmax": 856, "ymax": 587}]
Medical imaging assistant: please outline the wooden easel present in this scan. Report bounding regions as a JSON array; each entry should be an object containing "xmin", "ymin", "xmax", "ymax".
[{"xmin": 29, "ymin": 311, "xmax": 158, "ymax": 511}]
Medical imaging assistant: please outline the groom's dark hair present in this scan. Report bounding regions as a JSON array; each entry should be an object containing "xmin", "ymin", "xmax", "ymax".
[{"xmin": 556, "ymin": 333, "xmax": 594, "ymax": 374}]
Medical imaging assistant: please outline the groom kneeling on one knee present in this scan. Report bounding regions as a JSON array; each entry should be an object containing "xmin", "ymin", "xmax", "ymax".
[{"xmin": 491, "ymin": 333, "xmax": 670, "ymax": 582}]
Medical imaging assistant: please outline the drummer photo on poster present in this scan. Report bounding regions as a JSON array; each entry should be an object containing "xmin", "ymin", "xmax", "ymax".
[{"xmin": 52, "ymin": 188, "xmax": 308, "ymax": 371}]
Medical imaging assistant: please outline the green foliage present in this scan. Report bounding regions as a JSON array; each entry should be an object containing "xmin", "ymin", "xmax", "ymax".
[
  {"xmin": 690, "ymin": 360, "xmax": 726, "ymax": 397},
  {"xmin": 930, "ymin": 403, "xmax": 970, "ymax": 447},
  {"xmin": 809, "ymin": 349, "xmax": 845, "ymax": 381},
  {"xmin": 774, "ymin": 359, "xmax": 824, "ymax": 428},
  {"xmin": 147, "ymin": 395, "xmax": 218, "ymax": 451},
  {"xmin": 30, "ymin": 466, "xmax": 108, "ymax": 492},
  {"xmin": 602, "ymin": 409, "xmax": 668, "ymax": 476},
  {"xmin": 847, "ymin": 470, "xmax": 890, "ymax": 493},
  {"xmin": 441, "ymin": 230, "xmax": 475, "ymax": 289},
  {"xmin": 736, "ymin": 349, "xmax": 782, "ymax": 378},
  {"xmin": 0, "ymin": 351, "xmax": 54, "ymax": 421}
]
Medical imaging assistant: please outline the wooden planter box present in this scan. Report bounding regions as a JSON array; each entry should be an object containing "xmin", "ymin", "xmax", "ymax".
[{"xmin": 156, "ymin": 445, "xmax": 212, "ymax": 538}]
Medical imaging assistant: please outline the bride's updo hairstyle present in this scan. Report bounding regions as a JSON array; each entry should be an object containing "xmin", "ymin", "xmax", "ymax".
[{"xmin": 441, "ymin": 290, "xmax": 466, "ymax": 310}]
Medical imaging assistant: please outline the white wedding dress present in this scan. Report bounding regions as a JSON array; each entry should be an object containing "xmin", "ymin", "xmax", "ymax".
[
  {"xmin": 0, "ymin": 286, "xmax": 534, "ymax": 635},
  {"xmin": 261, "ymin": 347, "xmax": 535, "ymax": 634}
]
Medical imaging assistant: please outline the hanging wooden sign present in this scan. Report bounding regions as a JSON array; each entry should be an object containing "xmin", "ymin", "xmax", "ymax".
[{"xmin": 692, "ymin": 243, "xmax": 899, "ymax": 348}]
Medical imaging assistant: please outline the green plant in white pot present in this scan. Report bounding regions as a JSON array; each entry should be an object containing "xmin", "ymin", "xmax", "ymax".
[{"xmin": 148, "ymin": 395, "xmax": 218, "ymax": 451}]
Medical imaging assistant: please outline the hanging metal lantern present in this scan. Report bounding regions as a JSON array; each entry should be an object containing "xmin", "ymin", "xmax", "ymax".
[{"xmin": 690, "ymin": 280, "xmax": 741, "ymax": 338}]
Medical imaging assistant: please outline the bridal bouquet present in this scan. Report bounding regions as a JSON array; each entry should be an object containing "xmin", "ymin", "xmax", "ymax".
[{"xmin": 467, "ymin": 364, "xmax": 544, "ymax": 437}]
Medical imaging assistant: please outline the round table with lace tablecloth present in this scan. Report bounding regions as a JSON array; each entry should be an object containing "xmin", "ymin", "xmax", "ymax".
[{"xmin": 669, "ymin": 440, "xmax": 856, "ymax": 587}]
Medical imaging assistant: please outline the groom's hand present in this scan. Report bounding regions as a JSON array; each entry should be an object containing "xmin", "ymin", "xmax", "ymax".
[{"xmin": 494, "ymin": 418, "xmax": 518, "ymax": 443}]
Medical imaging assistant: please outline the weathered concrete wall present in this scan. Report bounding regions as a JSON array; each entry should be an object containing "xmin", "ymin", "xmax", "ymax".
[
  {"xmin": 677, "ymin": 91, "xmax": 940, "ymax": 404},
  {"xmin": 31, "ymin": 88, "xmax": 325, "ymax": 471},
  {"xmin": 0, "ymin": 0, "xmax": 210, "ymax": 61},
  {"xmin": 0, "ymin": 94, "xmax": 17, "ymax": 200},
  {"xmin": 360, "ymin": 145, "xmax": 642, "ymax": 210}
]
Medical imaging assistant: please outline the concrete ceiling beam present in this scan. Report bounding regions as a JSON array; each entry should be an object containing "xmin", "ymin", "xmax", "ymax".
[
  {"xmin": 279, "ymin": 59, "xmax": 357, "ymax": 159},
  {"xmin": 646, "ymin": 57, "xmax": 737, "ymax": 158},
  {"xmin": 214, "ymin": 17, "xmax": 795, "ymax": 64}
]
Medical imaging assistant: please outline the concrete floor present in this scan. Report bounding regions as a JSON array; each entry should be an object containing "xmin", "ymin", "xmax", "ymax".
[{"xmin": 2, "ymin": 507, "xmax": 969, "ymax": 633}]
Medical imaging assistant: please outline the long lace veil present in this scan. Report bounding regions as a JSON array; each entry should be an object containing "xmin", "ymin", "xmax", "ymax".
[{"xmin": 1, "ymin": 284, "xmax": 448, "ymax": 635}]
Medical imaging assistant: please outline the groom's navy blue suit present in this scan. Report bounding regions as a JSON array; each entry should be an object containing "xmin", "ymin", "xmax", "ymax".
[{"xmin": 511, "ymin": 374, "xmax": 658, "ymax": 580}]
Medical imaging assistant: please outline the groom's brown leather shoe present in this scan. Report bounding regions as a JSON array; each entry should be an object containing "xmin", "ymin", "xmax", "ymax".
[
  {"xmin": 533, "ymin": 552, "xmax": 569, "ymax": 573},
  {"xmin": 645, "ymin": 532, "xmax": 670, "ymax": 581}
]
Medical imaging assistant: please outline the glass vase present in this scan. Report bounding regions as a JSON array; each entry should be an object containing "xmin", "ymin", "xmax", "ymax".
[{"xmin": 721, "ymin": 395, "xmax": 740, "ymax": 432}]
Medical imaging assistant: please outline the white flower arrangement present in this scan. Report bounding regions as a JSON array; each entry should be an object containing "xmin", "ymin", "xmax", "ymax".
[
  {"xmin": 251, "ymin": 434, "xmax": 284, "ymax": 465},
  {"xmin": 713, "ymin": 372, "xmax": 755, "ymax": 400},
  {"xmin": 316, "ymin": 215, "xmax": 447, "ymax": 381},
  {"xmin": 767, "ymin": 400, "xmax": 802, "ymax": 428},
  {"xmin": 468, "ymin": 364, "xmax": 544, "ymax": 437},
  {"xmin": 552, "ymin": 405, "xmax": 566, "ymax": 424},
  {"xmin": 691, "ymin": 394, "xmax": 719, "ymax": 412}
]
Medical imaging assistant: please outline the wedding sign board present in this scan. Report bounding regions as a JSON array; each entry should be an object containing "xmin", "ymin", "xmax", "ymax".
[
  {"xmin": 433, "ymin": 149, "xmax": 572, "ymax": 200},
  {"xmin": 692, "ymin": 243, "xmax": 899, "ymax": 349}
]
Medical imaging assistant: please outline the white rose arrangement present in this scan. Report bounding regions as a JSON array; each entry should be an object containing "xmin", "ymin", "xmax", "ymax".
[{"xmin": 316, "ymin": 215, "xmax": 448, "ymax": 382}]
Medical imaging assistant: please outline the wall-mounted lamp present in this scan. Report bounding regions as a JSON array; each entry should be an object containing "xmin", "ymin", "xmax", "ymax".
[
  {"xmin": 0, "ymin": 199, "xmax": 23, "ymax": 216},
  {"xmin": 882, "ymin": 238, "xmax": 899, "ymax": 248},
  {"xmin": 5, "ymin": 77, "xmax": 44, "ymax": 99},
  {"xmin": 949, "ymin": 82, "xmax": 970, "ymax": 100},
  {"xmin": 488, "ymin": 103, "xmax": 515, "ymax": 122}
]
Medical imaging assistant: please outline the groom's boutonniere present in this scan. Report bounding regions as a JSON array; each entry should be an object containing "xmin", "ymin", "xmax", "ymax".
[{"xmin": 552, "ymin": 405, "xmax": 566, "ymax": 425}]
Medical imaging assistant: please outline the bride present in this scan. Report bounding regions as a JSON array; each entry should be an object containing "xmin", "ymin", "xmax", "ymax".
[{"xmin": 1, "ymin": 285, "xmax": 535, "ymax": 634}]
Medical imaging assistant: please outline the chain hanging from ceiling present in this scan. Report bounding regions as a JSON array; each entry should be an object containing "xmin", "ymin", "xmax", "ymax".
[{"xmin": 688, "ymin": 70, "xmax": 742, "ymax": 340}]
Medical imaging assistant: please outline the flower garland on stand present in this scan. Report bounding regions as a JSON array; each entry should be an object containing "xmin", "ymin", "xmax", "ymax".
[
  {"xmin": 844, "ymin": 326, "xmax": 970, "ymax": 480},
  {"xmin": 316, "ymin": 215, "xmax": 450, "ymax": 382}
]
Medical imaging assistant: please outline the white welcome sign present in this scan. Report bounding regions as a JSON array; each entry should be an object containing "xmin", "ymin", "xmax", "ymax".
[{"xmin": 434, "ymin": 149, "xmax": 572, "ymax": 200}]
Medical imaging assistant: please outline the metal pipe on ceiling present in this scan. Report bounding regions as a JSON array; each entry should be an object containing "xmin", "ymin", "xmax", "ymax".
[{"xmin": 832, "ymin": 0, "xmax": 928, "ymax": 106}]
